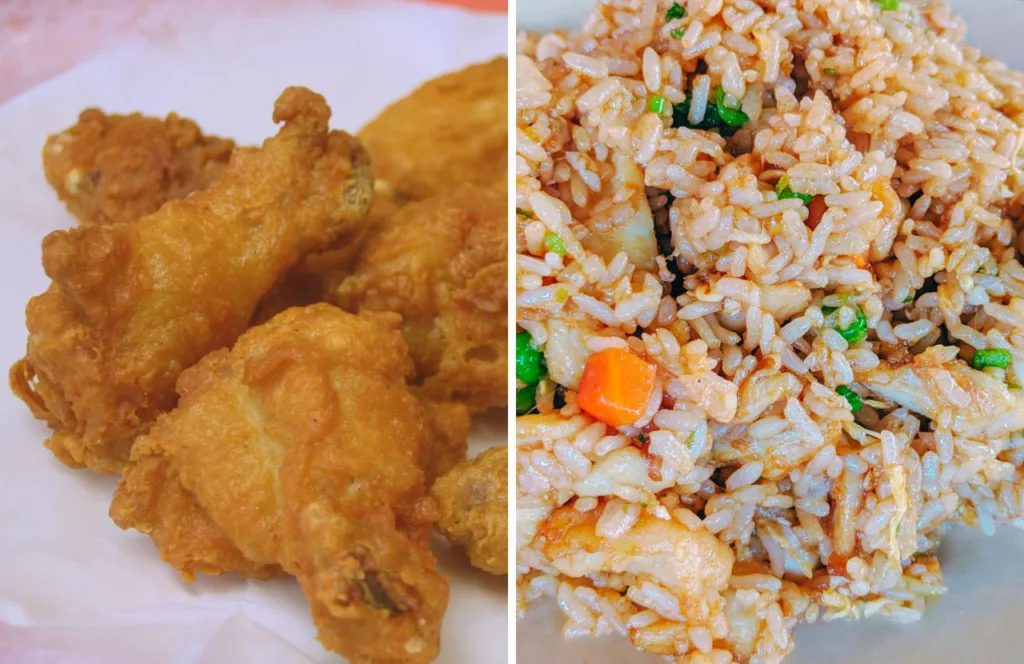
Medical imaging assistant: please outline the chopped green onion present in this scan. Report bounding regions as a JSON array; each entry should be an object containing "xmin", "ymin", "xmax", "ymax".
[
  {"xmin": 776, "ymin": 176, "xmax": 814, "ymax": 206},
  {"xmin": 666, "ymin": 2, "xmax": 687, "ymax": 20},
  {"xmin": 718, "ymin": 106, "xmax": 748, "ymax": 127},
  {"xmin": 874, "ymin": 0, "xmax": 899, "ymax": 10},
  {"xmin": 823, "ymin": 67, "xmax": 838, "ymax": 77},
  {"xmin": 672, "ymin": 95, "xmax": 748, "ymax": 132},
  {"xmin": 637, "ymin": 432, "xmax": 649, "ymax": 444},
  {"xmin": 670, "ymin": 26, "xmax": 686, "ymax": 39},
  {"xmin": 543, "ymin": 231, "xmax": 566, "ymax": 256},
  {"xmin": 971, "ymin": 348, "xmax": 1012, "ymax": 370},
  {"xmin": 836, "ymin": 385, "xmax": 863, "ymax": 413},
  {"xmin": 516, "ymin": 383, "xmax": 538, "ymax": 415},
  {"xmin": 671, "ymin": 97, "xmax": 692, "ymax": 127},
  {"xmin": 518, "ymin": 208, "xmax": 534, "ymax": 219},
  {"xmin": 516, "ymin": 331, "xmax": 547, "ymax": 385},
  {"xmin": 649, "ymin": 95, "xmax": 666, "ymax": 114},
  {"xmin": 902, "ymin": 294, "xmax": 914, "ymax": 304},
  {"xmin": 826, "ymin": 305, "xmax": 869, "ymax": 344},
  {"xmin": 716, "ymin": 86, "xmax": 741, "ymax": 110},
  {"xmin": 823, "ymin": 292, "xmax": 856, "ymax": 312}
]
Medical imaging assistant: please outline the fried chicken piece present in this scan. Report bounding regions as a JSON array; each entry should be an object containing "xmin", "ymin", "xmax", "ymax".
[
  {"xmin": 358, "ymin": 57, "xmax": 507, "ymax": 204},
  {"xmin": 255, "ymin": 58, "xmax": 509, "ymax": 319},
  {"xmin": 42, "ymin": 109, "xmax": 235, "ymax": 226},
  {"xmin": 331, "ymin": 184, "xmax": 507, "ymax": 412},
  {"xmin": 110, "ymin": 305, "xmax": 447, "ymax": 664},
  {"xmin": 10, "ymin": 87, "xmax": 373, "ymax": 474},
  {"xmin": 430, "ymin": 446, "xmax": 508, "ymax": 575},
  {"xmin": 420, "ymin": 399, "xmax": 472, "ymax": 483}
]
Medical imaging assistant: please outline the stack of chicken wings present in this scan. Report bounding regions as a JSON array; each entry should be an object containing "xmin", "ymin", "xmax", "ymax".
[{"xmin": 9, "ymin": 58, "xmax": 508, "ymax": 664}]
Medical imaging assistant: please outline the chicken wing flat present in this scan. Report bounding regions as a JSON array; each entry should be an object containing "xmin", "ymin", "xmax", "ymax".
[
  {"xmin": 42, "ymin": 109, "xmax": 235, "ymax": 226},
  {"xmin": 430, "ymin": 445, "xmax": 507, "ymax": 575},
  {"xmin": 358, "ymin": 57, "xmax": 507, "ymax": 204},
  {"xmin": 110, "ymin": 304, "xmax": 447, "ymax": 664},
  {"xmin": 10, "ymin": 87, "xmax": 373, "ymax": 474},
  {"xmin": 332, "ymin": 184, "xmax": 507, "ymax": 413}
]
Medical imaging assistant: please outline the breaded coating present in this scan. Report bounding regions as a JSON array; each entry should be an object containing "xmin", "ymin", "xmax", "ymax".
[
  {"xmin": 110, "ymin": 305, "xmax": 447, "ymax": 664},
  {"xmin": 256, "ymin": 57, "xmax": 509, "ymax": 320},
  {"xmin": 421, "ymin": 399, "xmax": 472, "ymax": 483},
  {"xmin": 332, "ymin": 184, "xmax": 507, "ymax": 412},
  {"xmin": 42, "ymin": 109, "xmax": 235, "ymax": 226},
  {"xmin": 430, "ymin": 446, "xmax": 507, "ymax": 575},
  {"xmin": 358, "ymin": 57, "xmax": 507, "ymax": 203},
  {"xmin": 10, "ymin": 87, "xmax": 373, "ymax": 474}
]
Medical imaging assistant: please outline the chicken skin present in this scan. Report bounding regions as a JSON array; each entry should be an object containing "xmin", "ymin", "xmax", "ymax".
[
  {"xmin": 430, "ymin": 445, "xmax": 508, "ymax": 575},
  {"xmin": 358, "ymin": 57, "xmax": 507, "ymax": 204},
  {"xmin": 42, "ymin": 109, "xmax": 235, "ymax": 226},
  {"xmin": 10, "ymin": 87, "xmax": 373, "ymax": 474},
  {"xmin": 332, "ymin": 184, "xmax": 507, "ymax": 413},
  {"xmin": 110, "ymin": 304, "xmax": 448, "ymax": 664},
  {"xmin": 256, "ymin": 57, "xmax": 508, "ymax": 324}
]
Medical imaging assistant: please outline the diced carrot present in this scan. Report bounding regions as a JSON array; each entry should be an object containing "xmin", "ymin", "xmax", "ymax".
[{"xmin": 576, "ymin": 348, "xmax": 658, "ymax": 427}]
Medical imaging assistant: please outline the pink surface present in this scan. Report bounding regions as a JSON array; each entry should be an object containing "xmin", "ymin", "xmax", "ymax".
[{"xmin": 0, "ymin": 0, "xmax": 507, "ymax": 104}]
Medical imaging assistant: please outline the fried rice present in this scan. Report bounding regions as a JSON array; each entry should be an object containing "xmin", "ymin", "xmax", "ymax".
[{"xmin": 515, "ymin": 1, "xmax": 1024, "ymax": 662}]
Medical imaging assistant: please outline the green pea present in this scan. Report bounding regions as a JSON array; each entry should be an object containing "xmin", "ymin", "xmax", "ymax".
[
  {"xmin": 971, "ymin": 348, "xmax": 1012, "ymax": 370},
  {"xmin": 516, "ymin": 383, "xmax": 538, "ymax": 415},
  {"xmin": 516, "ymin": 331, "xmax": 547, "ymax": 385}
]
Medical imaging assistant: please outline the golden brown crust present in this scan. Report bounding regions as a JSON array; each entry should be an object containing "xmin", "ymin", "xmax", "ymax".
[
  {"xmin": 420, "ymin": 399, "xmax": 472, "ymax": 483},
  {"xmin": 110, "ymin": 304, "xmax": 448, "ymax": 664},
  {"xmin": 358, "ymin": 57, "xmax": 508, "ymax": 203},
  {"xmin": 257, "ymin": 57, "xmax": 509, "ymax": 325},
  {"xmin": 430, "ymin": 446, "xmax": 508, "ymax": 575},
  {"xmin": 332, "ymin": 184, "xmax": 507, "ymax": 413},
  {"xmin": 42, "ymin": 109, "xmax": 235, "ymax": 226},
  {"xmin": 12, "ymin": 87, "xmax": 374, "ymax": 474}
]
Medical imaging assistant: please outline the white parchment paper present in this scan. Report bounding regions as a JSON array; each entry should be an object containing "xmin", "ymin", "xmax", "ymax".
[{"xmin": 0, "ymin": 3, "xmax": 507, "ymax": 663}]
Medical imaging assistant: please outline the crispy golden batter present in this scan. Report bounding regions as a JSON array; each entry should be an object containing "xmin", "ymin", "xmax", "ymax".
[
  {"xmin": 421, "ymin": 399, "xmax": 472, "ymax": 484},
  {"xmin": 332, "ymin": 184, "xmax": 507, "ymax": 412},
  {"xmin": 430, "ymin": 446, "xmax": 507, "ymax": 575},
  {"xmin": 42, "ymin": 109, "xmax": 235, "ymax": 226},
  {"xmin": 358, "ymin": 57, "xmax": 507, "ymax": 203},
  {"xmin": 256, "ymin": 58, "xmax": 509, "ymax": 321},
  {"xmin": 10, "ymin": 87, "xmax": 373, "ymax": 474},
  {"xmin": 110, "ymin": 305, "xmax": 447, "ymax": 664}
]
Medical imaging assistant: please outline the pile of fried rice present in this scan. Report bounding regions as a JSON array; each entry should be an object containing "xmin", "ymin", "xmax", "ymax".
[{"xmin": 515, "ymin": 0, "xmax": 1024, "ymax": 661}]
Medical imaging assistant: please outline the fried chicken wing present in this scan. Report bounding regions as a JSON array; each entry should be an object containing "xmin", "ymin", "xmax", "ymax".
[
  {"xmin": 420, "ymin": 399, "xmax": 472, "ymax": 483},
  {"xmin": 42, "ymin": 109, "xmax": 235, "ymax": 226},
  {"xmin": 110, "ymin": 304, "xmax": 447, "ymax": 664},
  {"xmin": 255, "ymin": 57, "xmax": 508, "ymax": 321},
  {"xmin": 430, "ymin": 446, "xmax": 508, "ymax": 575},
  {"xmin": 358, "ymin": 57, "xmax": 507, "ymax": 203},
  {"xmin": 10, "ymin": 87, "xmax": 373, "ymax": 474},
  {"xmin": 331, "ymin": 184, "xmax": 507, "ymax": 412}
]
